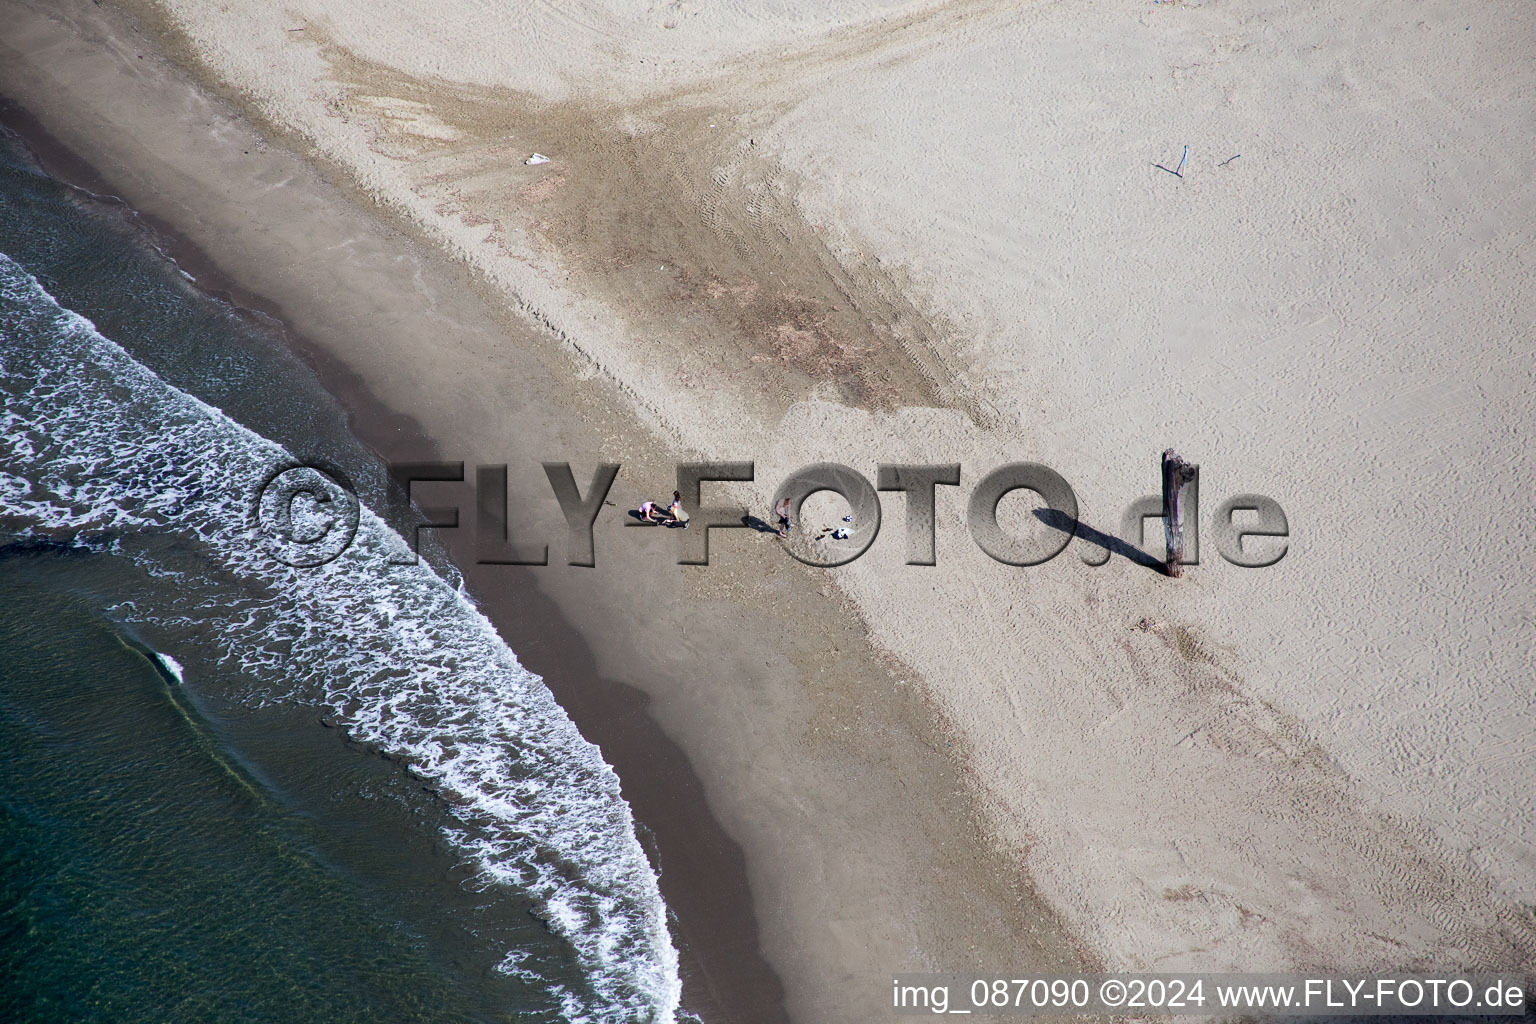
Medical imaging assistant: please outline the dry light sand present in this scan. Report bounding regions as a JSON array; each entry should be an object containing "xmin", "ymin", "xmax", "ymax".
[{"xmin": 5, "ymin": 0, "xmax": 1534, "ymax": 1018}]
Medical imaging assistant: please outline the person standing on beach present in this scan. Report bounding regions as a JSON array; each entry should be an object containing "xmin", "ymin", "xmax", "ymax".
[{"xmin": 773, "ymin": 497, "xmax": 792, "ymax": 538}]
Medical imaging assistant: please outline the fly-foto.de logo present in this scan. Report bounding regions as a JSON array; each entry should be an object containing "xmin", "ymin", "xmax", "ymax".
[{"xmin": 254, "ymin": 452, "xmax": 1288, "ymax": 573}]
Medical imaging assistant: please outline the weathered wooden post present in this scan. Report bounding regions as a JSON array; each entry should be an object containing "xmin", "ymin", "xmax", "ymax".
[{"xmin": 1161, "ymin": 448, "xmax": 1198, "ymax": 578}]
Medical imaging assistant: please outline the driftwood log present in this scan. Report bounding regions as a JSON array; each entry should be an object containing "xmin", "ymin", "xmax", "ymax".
[{"xmin": 1161, "ymin": 449, "xmax": 1199, "ymax": 578}]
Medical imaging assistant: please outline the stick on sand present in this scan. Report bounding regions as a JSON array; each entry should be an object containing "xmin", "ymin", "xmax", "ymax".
[{"xmin": 1153, "ymin": 144, "xmax": 1188, "ymax": 178}]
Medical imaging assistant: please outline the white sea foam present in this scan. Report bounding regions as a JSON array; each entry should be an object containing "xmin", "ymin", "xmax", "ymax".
[
  {"xmin": 155, "ymin": 651, "xmax": 186, "ymax": 683},
  {"xmin": 0, "ymin": 253, "xmax": 680, "ymax": 1022}
]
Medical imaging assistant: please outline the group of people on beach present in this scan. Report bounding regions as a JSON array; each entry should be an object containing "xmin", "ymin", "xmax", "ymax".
[
  {"xmin": 634, "ymin": 495, "xmax": 832, "ymax": 541},
  {"xmin": 638, "ymin": 491, "xmax": 689, "ymax": 527}
]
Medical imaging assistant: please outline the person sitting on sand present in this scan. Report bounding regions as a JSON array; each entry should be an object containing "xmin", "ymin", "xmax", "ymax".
[{"xmin": 639, "ymin": 500, "xmax": 664, "ymax": 523}]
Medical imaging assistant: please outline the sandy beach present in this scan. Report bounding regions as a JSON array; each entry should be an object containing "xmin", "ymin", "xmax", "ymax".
[{"xmin": 4, "ymin": 0, "xmax": 1533, "ymax": 1019}]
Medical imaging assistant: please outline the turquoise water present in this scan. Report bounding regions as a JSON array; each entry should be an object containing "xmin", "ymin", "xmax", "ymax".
[{"xmin": 0, "ymin": 130, "xmax": 679, "ymax": 1021}]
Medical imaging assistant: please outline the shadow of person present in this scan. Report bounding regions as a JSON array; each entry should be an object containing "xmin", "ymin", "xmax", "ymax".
[
  {"xmin": 741, "ymin": 515, "xmax": 780, "ymax": 534},
  {"xmin": 1033, "ymin": 508, "xmax": 1167, "ymax": 574}
]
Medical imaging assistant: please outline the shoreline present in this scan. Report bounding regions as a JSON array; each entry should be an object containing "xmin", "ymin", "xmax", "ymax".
[
  {"xmin": 0, "ymin": 89, "xmax": 788, "ymax": 1024},
  {"xmin": 11, "ymin": 0, "xmax": 1534, "ymax": 1013},
  {"xmin": 0, "ymin": 1, "xmax": 1097, "ymax": 1020}
]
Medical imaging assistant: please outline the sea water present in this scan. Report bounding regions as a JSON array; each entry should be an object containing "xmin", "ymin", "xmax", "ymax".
[{"xmin": 0, "ymin": 130, "xmax": 679, "ymax": 1023}]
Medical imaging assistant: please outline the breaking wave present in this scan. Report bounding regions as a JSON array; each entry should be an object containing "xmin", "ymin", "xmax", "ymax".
[{"xmin": 0, "ymin": 253, "xmax": 679, "ymax": 1023}]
